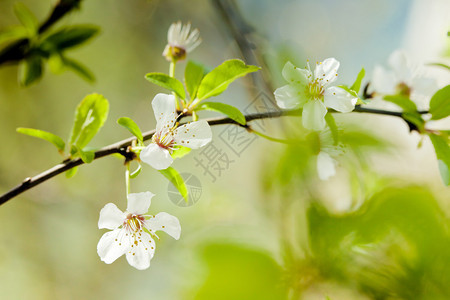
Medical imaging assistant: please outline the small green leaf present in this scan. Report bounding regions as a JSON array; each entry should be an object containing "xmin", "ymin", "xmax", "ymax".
[
  {"xmin": 65, "ymin": 167, "xmax": 78, "ymax": 178},
  {"xmin": 429, "ymin": 85, "xmax": 450, "ymax": 120},
  {"xmin": 324, "ymin": 113, "xmax": 339, "ymax": 144},
  {"xmin": 0, "ymin": 26, "xmax": 29, "ymax": 45},
  {"xmin": 337, "ymin": 85, "xmax": 359, "ymax": 98},
  {"xmin": 17, "ymin": 127, "xmax": 65, "ymax": 152},
  {"xmin": 196, "ymin": 102, "xmax": 246, "ymax": 125},
  {"xmin": 185, "ymin": 60, "xmax": 208, "ymax": 99},
  {"xmin": 402, "ymin": 112, "xmax": 425, "ymax": 132},
  {"xmin": 429, "ymin": 133, "xmax": 450, "ymax": 185},
  {"xmin": 41, "ymin": 25, "xmax": 100, "ymax": 51},
  {"xmin": 159, "ymin": 167, "xmax": 189, "ymax": 203},
  {"xmin": 172, "ymin": 146, "xmax": 191, "ymax": 159},
  {"xmin": 428, "ymin": 63, "xmax": 450, "ymax": 71},
  {"xmin": 69, "ymin": 93, "xmax": 109, "ymax": 149},
  {"xmin": 77, "ymin": 147, "xmax": 95, "ymax": 164},
  {"xmin": 130, "ymin": 164, "xmax": 142, "ymax": 179},
  {"xmin": 19, "ymin": 55, "xmax": 43, "ymax": 86},
  {"xmin": 62, "ymin": 56, "xmax": 95, "ymax": 83},
  {"xmin": 350, "ymin": 68, "xmax": 365, "ymax": 93},
  {"xmin": 117, "ymin": 117, "xmax": 143, "ymax": 142},
  {"xmin": 145, "ymin": 73, "xmax": 186, "ymax": 99},
  {"xmin": 48, "ymin": 53, "xmax": 65, "ymax": 74},
  {"xmin": 196, "ymin": 59, "xmax": 260, "ymax": 100},
  {"xmin": 383, "ymin": 95, "xmax": 417, "ymax": 112},
  {"xmin": 13, "ymin": 3, "xmax": 38, "ymax": 36}
]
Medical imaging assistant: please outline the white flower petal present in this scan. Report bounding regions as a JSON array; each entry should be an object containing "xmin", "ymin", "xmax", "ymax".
[
  {"xmin": 127, "ymin": 192, "xmax": 154, "ymax": 215},
  {"xmin": 412, "ymin": 76, "xmax": 437, "ymax": 97},
  {"xmin": 317, "ymin": 152, "xmax": 336, "ymax": 180},
  {"xmin": 302, "ymin": 100, "xmax": 327, "ymax": 131},
  {"xmin": 125, "ymin": 232, "xmax": 156, "ymax": 270},
  {"xmin": 370, "ymin": 65, "xmax": 396, "ymax": 95},
  {"xmin": 281, "ymin": 61, "xmax": 310, "ymax": 85},
  {"xmin": 324, "ymin": 86, "xmax": 357, "ymax": 113},
  {"xmin": 274, "ymin": 84, "xmax": 307, "ymax": 109},
  {"xmin": 388, "ymin": 50, "xmax": 410, "ymax": 82},
  {"xmin": 146, "ymin": 212, "xmax": 181, "ymax": 240},
  {"xmin": 152, "ymin": 93, "xmax": 177, "ymax": 133},
  {"xmin": 314, "ymin": 58, "xmax": 340, "ymax": 86},
  {"xmin": 98, "ymin": 203, "xmax": 125, "ymax": 230},
  {"xmin": 173, "ymin": 120, "xmax": 212, "ymax": 149},
  {"xmin": 97, "ymin": 228, "xmax": 129, "ymax": 264},
  {"xmin": 140, "ymin": 143, "xmax": 174, "ymax": 170}
]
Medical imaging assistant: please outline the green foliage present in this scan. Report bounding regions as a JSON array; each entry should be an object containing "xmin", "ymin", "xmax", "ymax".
[
  {"xmin": 383, "ymin": 95, "xmax": 418, "ymax": 112},
  {"xmin": 429, "ymin": 85, "xmax": 450, "ymax": 120},
  {"xmin": 185, "ymin": 60, "xmax": 208, "ymax": 99},
  {"xmin": 117, "ymin": 117, "xmax": 143, "ymax": 142},
  {"xmin": 429, "ymin": 133, "xmax": 450, "ymax": 185},
  {"xmin": 350, "ymin": 67, "xmax": 365, "ymax": 93},
  {"xmin": 194, "ymin": 244, "xmax": 287, "ymax": 300},
  {"xmin": 69, "ymin": 93, "xmax": 109, "ymax": 150},
  {"xmin": 308, "ymin": 186, "xmax": 450, "ymax": 299},
  {"xmin": 65, "ymin": 166, "xmax": 78, "ymax": 178},
  {"xmin": 129, "ymin": 164, "xmax": 141, "ymax": 178},
  {"xmin": 16, "ymin": 127, "xmax": 65, "ymax": 152},
  {"xmin": 0, "ymin": 26, "xmax": 28, "ymax": 45},
  {"xmin": 196, "ymin": 59, "xmax": 260, "ymax": 100},
  {"xmin": 19, "ymin": 54, "xmax": 43, "ymax": 86},
  {"xmin": 145, "ymin": 73, "xmax": 186, "ymax": 100},
  {"xmin": 40, "ymin": 25, "xmax": 100, "ymax": 52},
  {"xmin": 428, "ymin": 62, "xmax": 450, "ymax": 71},
  {"xmin": 60, "ymin": 56, "xmax": 95, "ymax": 83},
  {"xmin": 159, "ymin": 167, "xmax": 188, "ymax": 203},
  {"xmin": 13, "ymin": 2, "xmax": 38, "ymax": 37},
  {"xmin": 76, "ymin": 147, "xmax": 95, "ymax": 163},
  {"xmin": 324, "ymin": 113, "xmax": 338, "ymax": 144},
  {"xmin": 171, "ymin": 146, "xmax": 191, "ymax": 159},
  {"xmin": 195, "ymin": 102, "xmax": 246, "ymax": 125}
]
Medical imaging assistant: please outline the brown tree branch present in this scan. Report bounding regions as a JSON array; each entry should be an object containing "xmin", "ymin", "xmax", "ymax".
[{"xmin": 0, "ymin": 106, "xmax": 427, "ymax": 206}]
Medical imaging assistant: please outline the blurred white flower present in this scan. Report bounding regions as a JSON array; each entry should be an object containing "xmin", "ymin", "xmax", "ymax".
[
  {"xmin": 140, "ymin": 93, "xmax": 212, "ymax": 170},
  {"xmin": 274, "ymin": 59, "xmax": 357, "ymax": 131},
  {"xmin": 163, "ymin": 21, "xmax": 201, "ymax": 62},
  {"xmin": 368, "ymin": 50, "xmax": 437, "ymax": 109},
  {"xmin": 315, "ymin": 130, "xmax": 345, "ymax": 181},
  {"xmin": 97, "ymin": 192, "xmax": 181, "ymax": 270}
]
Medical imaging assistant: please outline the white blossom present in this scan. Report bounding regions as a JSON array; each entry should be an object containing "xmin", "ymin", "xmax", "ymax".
[
  {"xmin": 140, "ymin": 93, "xmax": 212, "ymax": 170},
  {"xmin": 274, "ymin": 58, "xmax": 357, "ymax": 131},
  {"xmin": 163, "ymin": 21, "xmax": 201, "ymax": 61},
  {"xmin": 97, "ymin": 192, "xmax": 181, "ymax": 270}
]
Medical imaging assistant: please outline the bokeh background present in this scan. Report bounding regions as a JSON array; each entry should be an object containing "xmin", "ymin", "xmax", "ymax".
[{"xmin": 0, "ymin": 0, "xmax": 449, "ymax": 299}]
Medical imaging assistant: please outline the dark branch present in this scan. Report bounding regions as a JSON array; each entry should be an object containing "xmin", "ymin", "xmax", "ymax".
[
  {"xmin": 0, "ymin": 0, "xmax": 82, "ymax": 66},
  {"xmin": 0, "ymin": 107, "xmax": 428, "ymax": 206}
]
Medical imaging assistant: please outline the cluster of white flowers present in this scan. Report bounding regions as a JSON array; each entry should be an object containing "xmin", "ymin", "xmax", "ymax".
[{"xmin": 98, "ymin": 23, "xmax": 209, "ymax": 270}]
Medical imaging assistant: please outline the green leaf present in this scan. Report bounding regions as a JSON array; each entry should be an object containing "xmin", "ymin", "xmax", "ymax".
[
  {"xmin": 69, "ymin": 93, "xmax": 109, "ymax": 149},
  {"xmin": 145, "ymin": 73, "xmax": 186, "ymax": 99},
  {"xmin": 117, "ymin": 117, "xmax": 143, "ymax": 142},
  {"xmin": 41, "ymin": 25, "xmax": 100, "ymax": 51},
  {"xmin": 48, "ymin": 53, "xmax": 65, "ymax": 74},
  {"xmin": 159, "ymin": 167, "xmax": 188, "ymax": 203},
  {"xmin": 350, "ymin": 68, "xmax": 365, "ymax": 93},
  {"xmin": 429, "ymin": 133, "xmax": 450, "ymax": 185},
  {"xmin": 185, "ymin": 60, "xmax": 208, "ymax": 99},
  {"xmin": 77, "ymin": 147, "xmax": 95, "ymax": 164},
  {"xmin": 324, "ymin": 113, "xmax": 339, "ymax": 144},
  {"xmin": 172, "ymin": 146, "xmax": 191, "ymax": 159},
  {"xmin": 429, "ymin": 85, "xmax": 450, "ymax": 120},
  {"xmin": 65, "ymin": 167, "xmax": 78, "ymax": 178},
  {"xmin": 383, "ymin": 95, "xmax": 417, "ymax": 112},
  {"xmin": 17, "ymin": 127, "xmax": 65, "ymax": 152},
  {"xmin": 130, "ymin": 164, "xmax": 142, "ymax": 179},
  {"xmin": 337, "ymin": 85, "xmax": 359, "ymax": 98},
  {"xmin": 402, "ymin": 112, "xmax": 425, "ymax": 132},
  {"xmin": 196, "ymin": 102, "xmax": 246, "ymax": 125},
  {"xmin": 428, "ymin": 63, "xmax": 450, "ymax": 71},
  {"xmin": 19, "ymin": 55, "xmax": 43, "ymax": 86},
  {"xmin": 0, "ymin": 26, "xmax": 29, "ymax": 45},
  {"xmin": 62, "ymin": 56, "xmax": 95, "ymax": 83},
  {"xmin": 196, "ymin": 59, "xmax": 260, "ymax": 100},
  {"xmin": 13, "ymin": 3, "xmax": 38, "ymax": 36}
]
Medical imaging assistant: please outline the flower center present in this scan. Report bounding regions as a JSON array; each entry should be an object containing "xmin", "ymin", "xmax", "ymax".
[
  {"xmin": 306, "ymin": 79, "xmax": 325, "ymax": 100},
  {"xmin": 152, "ymin": 131, "xmax": 175, "ymax": 150},
  {"xmin": 396, "ymin": 82, "xmax": 411, "ymax": 97},
  {"xmin": 124, "ymin": 213, "xmax": 145, "ymax": 233},
  {"xmin": 163, "ymin": 45, "xmax": 186, "ymax": 62}
]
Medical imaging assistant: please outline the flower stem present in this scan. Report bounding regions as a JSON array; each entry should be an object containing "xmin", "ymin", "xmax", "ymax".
[
  {"xmin": 169, "ymin": 61, "xmax": 181, "ymax": 111},
  {"xmin": 249, "ymin": 128, "xmax": 292, "ymax": 144},
  {"xmin": 125, "ymin": 163, "xmax": 131, "ymax": 196}
]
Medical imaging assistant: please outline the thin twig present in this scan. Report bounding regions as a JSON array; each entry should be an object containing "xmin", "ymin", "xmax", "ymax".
[
  {"xmin": 0, "ymin": 0, "xmax": 82, "ymax": 65},
  {"xmin": 0, "ymin": 107, "xmax": 427, "ymax": 205}
]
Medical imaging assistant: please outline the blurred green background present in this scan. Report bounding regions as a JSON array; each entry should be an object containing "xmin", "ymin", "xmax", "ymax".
[{"xmin": 0, "ymin": 0, "xmax": 449, "ymax": 299}]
